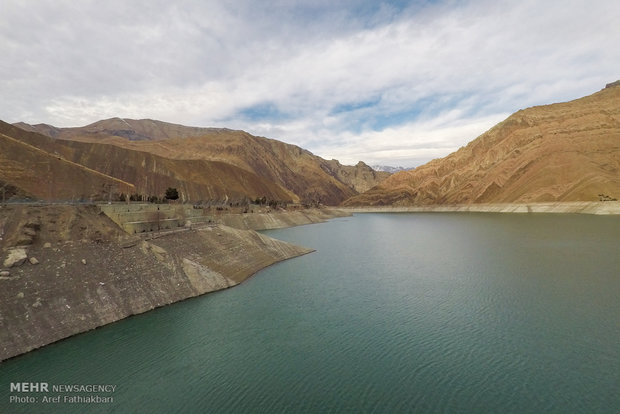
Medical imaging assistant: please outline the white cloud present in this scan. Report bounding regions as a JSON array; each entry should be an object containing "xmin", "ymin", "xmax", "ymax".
[
  {"xmin": 242, "ymin": 111, "xmax": 510, "ymax": 167},
  {"xmin": 1, "ymin": 0, "xmax": 618, "ymax": 167}
]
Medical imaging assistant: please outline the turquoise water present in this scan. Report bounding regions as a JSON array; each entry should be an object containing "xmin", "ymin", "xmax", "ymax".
[{"xmin": 1, "ymin": 213, "xmax": 620, "ymax": 413}]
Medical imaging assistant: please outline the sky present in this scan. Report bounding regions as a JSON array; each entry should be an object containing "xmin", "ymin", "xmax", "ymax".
[{"xmin": 1, "ymin": 0, "xmax": 619, "ymax": 167}]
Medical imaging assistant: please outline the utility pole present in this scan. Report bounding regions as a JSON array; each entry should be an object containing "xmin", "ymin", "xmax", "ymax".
[
  {"xmin": 104, "ymin": 183, "xmax": 115, "ymax": 204},
  {"xmin": 48, "ymin": 161, "xmax": 53, "ymax": 202},
  {"xmin": 36, "ymin": 160, "xmax": 51, "ymax": 203}
]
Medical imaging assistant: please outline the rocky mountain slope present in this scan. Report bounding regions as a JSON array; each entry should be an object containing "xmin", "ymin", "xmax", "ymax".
[
  {"xmin": 344, "ymin": 83, "xmax": 620, "ymax": 206},
  {"xmin": 1, "ymin": 126, "xmax": 135, "ymax": 201},
  {"xmin": 1, "ymin": 121, "xmax": 295, "ymax": 203},
  {"xmin": 13, "ymin": 119, "xmax": 389, "ymax": 204}
]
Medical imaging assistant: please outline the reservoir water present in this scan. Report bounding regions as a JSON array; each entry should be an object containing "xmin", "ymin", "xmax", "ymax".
[{"xmin": 1, "ymin": 213, "xmax": 620, "ymax": 413}]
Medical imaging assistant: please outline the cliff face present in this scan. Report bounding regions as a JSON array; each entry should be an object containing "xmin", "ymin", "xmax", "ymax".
[
  {"xmin": 344, "ymin": 84, "xmax": 620, "ymax": 206},
  {"xmin": 322, "ymin": 160, "xmax": 391, "ymax": 194},
  {"xmin": 14, "ymin": 119, "xmax": 390, "ymax": 205},
  {"xmin": 0, "ymin": 204, "xmax": 315, "ymax": 361}
]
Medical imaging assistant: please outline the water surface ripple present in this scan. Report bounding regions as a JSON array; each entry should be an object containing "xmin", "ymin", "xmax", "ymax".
[{"xmin": 1, "ymin": 213, "xmax": 619, "ymax": 413}]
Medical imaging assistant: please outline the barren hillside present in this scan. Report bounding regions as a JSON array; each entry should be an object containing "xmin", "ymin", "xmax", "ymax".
[
  {"xmin": 16, "ymin": 119, "xmax": 390, "ymax": 204},
  {"xmin": 344, "ymin": 84, "xmax": 620, "ymax": 206},
  {"xmin": 0, "ymin": 121, "xmax": 296, "ymax": 203},
  {"xmin": 0, "ymin": 128, "xmax": 134, "ymax": 201}
]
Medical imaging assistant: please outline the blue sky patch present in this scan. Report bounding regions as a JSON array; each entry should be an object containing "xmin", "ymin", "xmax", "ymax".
[
  {"xmin": 330, "ymin": 98, "xmax": 382, "ymax": 115},
  {"xmin": 237, "ymin": 102, "xmax": 292, "ymax": 122}
]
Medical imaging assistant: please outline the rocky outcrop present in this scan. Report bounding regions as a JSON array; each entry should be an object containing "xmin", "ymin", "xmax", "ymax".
[
  {"xmin": 344, "ymin": 84, "xmax": 620, "ymax": 206},
  {"xmin": 605, "ymin": 80, "xmax": 620, "ymax": 89},
  {"xmin": 3, "ymin": 248, "xmax": 27, "ymax": 268},
  {"xmin": 322, "ymin": 160, "xmax": 391, "ymax": 194}
]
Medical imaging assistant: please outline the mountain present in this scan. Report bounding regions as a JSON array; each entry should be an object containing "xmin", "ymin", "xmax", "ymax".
[
  {"xmin": 0, "ymin": 121, "xmax": 297, "ymax": 203},
  {"xmin": 323, "ymin": 160, "xmax": 391, "ymax": 194},
  {"xmin": 371, "ymin": 165, "xmax": 408, "ymax": 174},
  {"xmin": 14, "ymin": 118, "xmax": 225, "ymax": 142},
  {"xmin": 5, "ymin": 119, "xmax": 389, "ymax": 204},
  {"xmin": 344, "ymin": 83, "xmax": 620, "ymax": 206}
]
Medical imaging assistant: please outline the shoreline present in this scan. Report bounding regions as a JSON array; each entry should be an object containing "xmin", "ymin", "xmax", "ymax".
[
  {"xmin": 339, "ymin": 201, "xmax": 620, "ymax": 215},
  {"xmin": 4, "ymin": 201, "xmax": 616, "ymax": 361},
  {"xmin": 214, "ymin": 208, "xmax": 351, "ymax": 230},
  {"xmin": 0, "ymin": 206, "xmax": 348, "ymax": 361}
]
